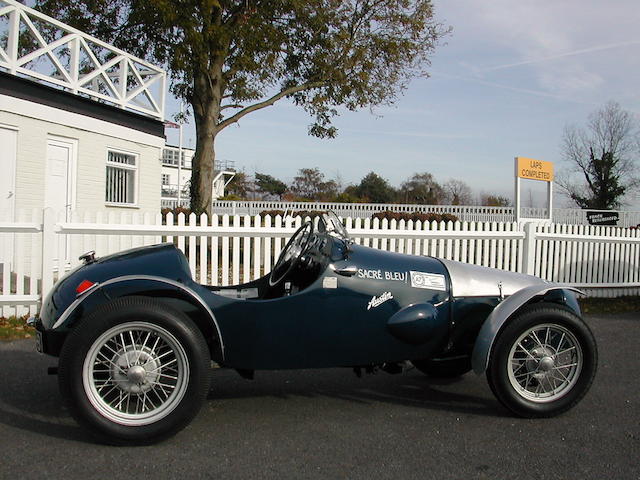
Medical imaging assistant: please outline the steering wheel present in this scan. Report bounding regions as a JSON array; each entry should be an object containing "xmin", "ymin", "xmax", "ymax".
[{"xmin": 269, "ymin": 221, "xmax": 314, "ymax": 287}]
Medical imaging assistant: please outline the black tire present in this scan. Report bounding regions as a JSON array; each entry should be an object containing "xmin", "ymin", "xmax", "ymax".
[
  {"xmin": 412, "ymin": 356, "xmax": 472, "ymax": 378},
  {"xmin": 486, "ymin": 302, "xmax": 597, "ymax": 418},
  {"xmin": 58, "ymin": 296, "xmax": 211, "ymax": 445}
]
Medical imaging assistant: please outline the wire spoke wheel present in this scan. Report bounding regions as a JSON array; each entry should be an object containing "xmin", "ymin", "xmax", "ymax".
[
  {"xmin": 507, "ymin": 323, "xmax": 583, "ymax": 403},
  {"xmin": 83, "ymin": 321, "xmax": 190, "ymax": 426},
  {"xmin": 487, "ymin": 302, "xmax": 596, "ymax": 418},
  {"xmin": 59, "ymin": 297, "xmax": 211, "ymax": 444}
]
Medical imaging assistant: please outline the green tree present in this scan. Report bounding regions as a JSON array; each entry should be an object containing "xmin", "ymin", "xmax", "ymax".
[
  {"xmin": 558, "ymin": 101, "xmax": 639, "ymax": 210},
  {"xmin": 255, "ymin": 173, "xmax": 287, "ymax": 199},
  {"xmin": 399, "ymin": 172, "xmax": 444, "ymax": 204},
  {"xmin": 37, "ymin": 0, "xmax": 448, "ymax": 215},
  {"xmin": 290, "ymin": 168, "xmax": 338, "ymax": 201},
  {"xmin": 480, "ymin": 194, "xmax": 510, "ymax": 207},
  {"xmin": 224, "ymin": 171, "xmax": 251, "ymax": 199},
  {"xmin": 333, "ymin": 190, "xmax": 361, "ymax": 203},
  {"xmin": 354, "ymin": 172, "xmax": 396, "ymax": 203}
]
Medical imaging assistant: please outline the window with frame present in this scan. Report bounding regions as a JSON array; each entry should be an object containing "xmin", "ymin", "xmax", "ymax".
[
  {"xmin": 162, "ymin": 149, "xmax": 175, "ymax": 165},
  {"xmin": 161, "ymin": 148, "xmax": 188, "ymax": 167},
  {"xmin": 106, "ymin": 150, "xmax": 137, "ymax": 205},
  {"xmin": 161, "ymin": 174, "xmax": 170, "ymax": 185}
]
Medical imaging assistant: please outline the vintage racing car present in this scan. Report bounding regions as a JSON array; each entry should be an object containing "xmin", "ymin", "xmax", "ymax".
[{"xmin": 33, "ymin": 212, "xmax": 597, "ymax": 444}]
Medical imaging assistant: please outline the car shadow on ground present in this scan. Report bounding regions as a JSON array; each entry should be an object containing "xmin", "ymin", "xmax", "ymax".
[
  {"xmin": 207, "ymin": 366, "xmax": 504, "ymax": 418},
  {"xmin": 0, "ymin": 341, "xmax": 503, "ymax": 443},
  {"xmin": 1, "ymin": 314, "xmax": 635, "ymax": 448},
  {"xmin": 0, "ymin": 344, "xmax": 95, "ymax": 443}
]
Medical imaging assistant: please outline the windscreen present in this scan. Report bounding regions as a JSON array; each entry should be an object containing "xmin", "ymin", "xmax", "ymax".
[{"xmin": 321, "ymin": 211, "xmax": 350, "ymax": 239}]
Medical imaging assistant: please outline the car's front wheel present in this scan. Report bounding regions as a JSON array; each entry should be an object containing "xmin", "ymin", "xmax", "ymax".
[
  {"xmin": 58, "ymin": 297, "xmax": 211, "ymax": 444},
  {"xmin": 487, "ymin": 302, "xmax": 597, "ymax": 417}
]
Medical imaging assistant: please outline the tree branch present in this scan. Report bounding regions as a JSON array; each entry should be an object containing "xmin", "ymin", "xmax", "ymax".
[
  {"xmin": 216, "ymin": 81, "xmax": 324, "ymax": 131},
  {"xmin": 220, "ymin": 103, "xmax": 244, "ymax": 111}
]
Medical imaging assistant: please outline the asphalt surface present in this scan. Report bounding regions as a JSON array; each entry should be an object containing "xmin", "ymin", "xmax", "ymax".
[{"xmin": 0, "ymin": 313, "xmax": 638, "ymax": 480}]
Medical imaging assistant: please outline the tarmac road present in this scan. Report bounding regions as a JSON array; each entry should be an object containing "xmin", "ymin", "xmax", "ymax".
[{"xmin": 0, "ymin": 313, "xmax": 638, "ymax": 480}]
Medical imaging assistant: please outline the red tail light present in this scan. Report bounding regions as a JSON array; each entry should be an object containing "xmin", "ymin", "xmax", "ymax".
[{"xmin": 76, "ymin": 279, "xmax": 96, "ymax": 295}]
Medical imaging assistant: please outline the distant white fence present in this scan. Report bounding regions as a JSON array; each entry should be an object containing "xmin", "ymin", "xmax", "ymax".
[
  {"xmin": 213, "ymin": 200, "xmax": 517, "ymax": 222},
  {"xmin": 1, "ymin": 209, "xmax": 639, "ymax": 316},
  {"xmin": 212, "ymin": 201, "xmax": 640, "ymax": 227}
]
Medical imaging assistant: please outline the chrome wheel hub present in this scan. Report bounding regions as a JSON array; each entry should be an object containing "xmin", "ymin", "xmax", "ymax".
[
  {"xmin": 538, "ymin": 356, "xmax": 555, "ymax": 372},
  {"xmin": 82, "ymin": 322, "xmax": 190, "ymax": 426},
  {"xmin": 507, "ymin": 323, "xmax": 583, "ymax": 403},
  {"xmin": 110, "ymin": 348, "xmax": 160, "ymax": 394}
]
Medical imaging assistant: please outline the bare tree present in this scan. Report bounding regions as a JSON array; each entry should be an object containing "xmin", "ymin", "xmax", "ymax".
[
  {"xmin": 443, "ymin": 179, "xmax": 473, "ymax": 205},
  {"xmin": 558, "ymin": 101, "xmax": 639, "ymax": 209}
]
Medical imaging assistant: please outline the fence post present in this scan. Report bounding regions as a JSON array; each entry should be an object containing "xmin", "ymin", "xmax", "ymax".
[
  {"xmin": 41, "ymin": 208, "xmax": 55, "ymax": 300},
  {"xmin": 521, "ymin": 222, "xmax": 536, "ymax": 275}
]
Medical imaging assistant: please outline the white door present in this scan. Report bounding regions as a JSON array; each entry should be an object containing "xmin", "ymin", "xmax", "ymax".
[
  {"xmin": 45, "ymin": 141, "xmax": 73, "ymax": 219},
  {"xmin": 0, "ymin": 127, "xmax": 17, "ymax": 269},
  {"xmin": 0, "ymin": 127, "xmax": 17, "ymax": 219},
  {"xmin": 45, "ymin": 138, "xmax": 76, "ymax": 268}
]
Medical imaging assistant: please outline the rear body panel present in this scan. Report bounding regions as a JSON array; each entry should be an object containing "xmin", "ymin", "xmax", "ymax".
[{"xmin": 39, "ymin": 243, "xmax": 192, "ymax": 332}]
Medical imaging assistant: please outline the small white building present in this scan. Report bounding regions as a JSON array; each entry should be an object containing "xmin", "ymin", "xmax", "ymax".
[
  {"xmin": 0, "ymin": 0, "xmax": 167, "ymax": 222},
  {"xmin": 160, "ymin": 145, "xmax": 236, "ymax": 209},
  {"xmin": 0, "ymin": 0, "xmax": 168, "ymax": 274}
]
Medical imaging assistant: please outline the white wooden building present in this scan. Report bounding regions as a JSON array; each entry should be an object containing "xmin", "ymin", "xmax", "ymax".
[
  {"xmin": 160, "ymin": 145, "xmax": 236, "ymax": 209},
  {"xmin": 0, "ymin": 0, "xmax": 167, "ymax": 222}
]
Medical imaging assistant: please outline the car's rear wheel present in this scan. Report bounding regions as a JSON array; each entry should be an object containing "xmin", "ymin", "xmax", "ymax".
[
  {"xmin": 487, "ymin": 302, "xmax": 597, "ymax": 417},
  {"xmin": 58, "ymin": 296, "xmax": 211, "ymax": 444},
  {"xmin": 412, "ymin": 356, "xmax": 471, "ymax": 378}
]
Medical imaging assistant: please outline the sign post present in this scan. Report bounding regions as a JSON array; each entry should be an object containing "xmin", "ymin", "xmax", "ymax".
[{"xmin": 514, "ymin": 157, "xmax": 554, "ymax": 223}]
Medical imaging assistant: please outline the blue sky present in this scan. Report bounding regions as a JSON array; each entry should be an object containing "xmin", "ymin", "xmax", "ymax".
[{"xmin": 165, "ymin": 0, "xmax": 640, "ymax": 208}]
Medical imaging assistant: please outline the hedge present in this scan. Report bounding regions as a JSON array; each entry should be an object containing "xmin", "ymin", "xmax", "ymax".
[{"xmin": 371, "ymin": 210, "xmax": 459, "ymax": 223}]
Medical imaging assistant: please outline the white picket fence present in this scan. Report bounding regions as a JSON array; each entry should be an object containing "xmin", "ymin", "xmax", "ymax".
[{"xmin": 1, "ymin": 209, "xmax": 640, "ymax": 317}]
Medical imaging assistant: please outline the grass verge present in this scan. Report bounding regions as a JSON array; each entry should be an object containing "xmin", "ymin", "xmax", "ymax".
[
  {"xmin": 579, "ymin": 296, "xmax": 640, "ymax": 315},
  {"xmin": 0, "ymin": 316, "xmax": 35, "ymax": 341}
]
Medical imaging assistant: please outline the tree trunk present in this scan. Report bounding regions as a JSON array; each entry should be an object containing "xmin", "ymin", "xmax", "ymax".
[
  {"xmin": 190, "ymin": 113, "xmax": 217, "ymax": 217},
  {"xmin": 190, "ymin": 69, "xmax": 223, "ymax": 217}
]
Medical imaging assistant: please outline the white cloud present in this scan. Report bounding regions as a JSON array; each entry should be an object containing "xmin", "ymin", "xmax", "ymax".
[
  {"xmin": 437, "ymin": 0, "xmax": 640, "ymax": 99},
  {"xmin": 431, "ymin": 71, "xmax": 599, "ymax": 106},
  {"xmin": 482, "ymin": 40, "xmax": 640, "ymax": 72},
  {"xmin": 341, "ymin": 127, "xmax": 482, "ymax": 140},
  {"xmin": 537, "ymin": 66, "xmax": 604, "ymax": 95}
]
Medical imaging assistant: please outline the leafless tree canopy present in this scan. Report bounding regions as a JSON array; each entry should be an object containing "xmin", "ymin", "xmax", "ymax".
[
  {"xmin": 558, "ymin": 101, "xmax": 639, "ymax": 209},
  {"xmin": 443, "ymin": 179, "xmax": 473, "ymax": 205}
]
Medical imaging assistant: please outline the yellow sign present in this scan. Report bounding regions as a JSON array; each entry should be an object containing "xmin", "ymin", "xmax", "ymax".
[{"xmin": 516, "ymin": 157, "xmax": 554, "ymax": 182}]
